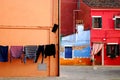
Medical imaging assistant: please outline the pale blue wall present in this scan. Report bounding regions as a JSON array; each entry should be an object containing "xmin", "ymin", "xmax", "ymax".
[{"xmin": 60, "ymin": 25, "xmax": 90, "ymax": 58}]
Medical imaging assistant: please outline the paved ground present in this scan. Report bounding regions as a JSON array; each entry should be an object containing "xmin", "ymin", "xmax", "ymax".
[
  {"xmin": 60, "ymin": 66, "xmax": 120, "ymax": 80},
  {"xmin": 1, "ymin": 65, "xmax": 120, "ymax": 80}
]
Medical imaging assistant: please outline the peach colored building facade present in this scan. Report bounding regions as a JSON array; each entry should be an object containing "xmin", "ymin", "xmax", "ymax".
[{"xmin": 0, "ymin": 0, "xmax": 59, "ymax": 77}]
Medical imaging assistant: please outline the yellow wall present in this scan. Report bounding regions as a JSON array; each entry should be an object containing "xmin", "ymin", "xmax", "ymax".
[{"xmin": 0, "ymin": 0, "xmax": 59, "ymax": 77}]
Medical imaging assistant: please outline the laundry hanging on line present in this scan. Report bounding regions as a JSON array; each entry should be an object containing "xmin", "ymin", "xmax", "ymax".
[
  {"xmin": 35, "ymin": 44, "xmax": 56, "ymax": 63},
  {"xmin": 0, "ymin": 44, "xmax": 56, "ymax": 63},
  {"xmin": 0, "ymin": 45, "xmax": 8, "ymax": 62}
]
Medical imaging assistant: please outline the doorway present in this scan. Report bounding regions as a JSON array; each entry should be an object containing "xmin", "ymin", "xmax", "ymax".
[
  {"xmin": 65, "ymin": 47, "xmax": 72, "ymax": 59},
  {"xmin": 94, "ymin": 50, "xmax": 102, "ymax": 65}
]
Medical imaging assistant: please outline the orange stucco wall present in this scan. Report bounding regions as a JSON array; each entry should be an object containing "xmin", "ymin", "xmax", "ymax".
[
  {"xmin": 0, "ymin": 28, "xmax": 50, "ymax": 45},
  {"xmin": 0, "ymin": 0, "xmax": 52, "ymax": 26},
  {"xmin": 0, "ymin": 0, "xmax": 59, "ymax": 77},
  {"xmin": 60, "ymin": 58, "xmax": 91, "ymax": 65}
]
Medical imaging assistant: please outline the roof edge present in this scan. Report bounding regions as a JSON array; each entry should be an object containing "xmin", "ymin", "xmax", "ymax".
[{"xmin": 91, "ymin": 8, "xmax": 120, "ymax": 11}]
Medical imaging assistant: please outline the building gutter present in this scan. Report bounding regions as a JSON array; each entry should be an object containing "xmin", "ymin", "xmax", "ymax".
[{"xmin": 91, "ymin": 8, "xmax": 120, "ymax": 11}]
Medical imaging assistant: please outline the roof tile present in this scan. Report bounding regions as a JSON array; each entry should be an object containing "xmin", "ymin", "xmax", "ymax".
[{"xmin": 83, "ymin": 0, "xmax": 120, "ymax": 8}]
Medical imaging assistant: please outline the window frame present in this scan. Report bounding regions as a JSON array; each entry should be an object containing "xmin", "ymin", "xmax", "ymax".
[
  {"xmin": 114, "ymin": 16, "xmax": 120, "ymax": 29},
  {"xmin": 64, "ymin": 46, "xmax": 74, "ymax": 59},
  {"xmin": 92, "ymin": 16, "xmax": 102, "ymax": 29},
  {"xmin": 106, "ymin": 43, "xmax": 120, "ymax": 58}
]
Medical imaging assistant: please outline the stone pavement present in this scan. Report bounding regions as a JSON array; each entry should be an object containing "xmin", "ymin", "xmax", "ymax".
[
  {"xmin": 60, "ymin": 66, "xmax": 120, "ymax": 80},
  {"xmin": 0, "ymin": 65, "xmax": 120, "ymax": 80}
]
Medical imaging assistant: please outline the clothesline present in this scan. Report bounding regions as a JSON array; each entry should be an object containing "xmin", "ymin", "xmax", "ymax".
[{"xmin": 0, "ymin": 44, "xmax": 56, "ymax": 63}]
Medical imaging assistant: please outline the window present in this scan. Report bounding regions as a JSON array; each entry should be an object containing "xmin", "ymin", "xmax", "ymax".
[
  {"xmin": 92, "ymin": 16, "xmax": 102, "ymax": 28},
  {"xmin": 106, "ymin": 44, "xmax": 120, "ymax": 58},
  {"xmin": 115, "ymin": 17, "xmax": 120, "ymax": 28},
  {"xmin": 65, "ymin": 47, "xmax": 72, "ymax": 59}
]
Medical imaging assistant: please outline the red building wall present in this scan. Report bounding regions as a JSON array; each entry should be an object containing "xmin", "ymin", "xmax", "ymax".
[
  {"xmin": 61, "ymin": 0, "xmax": 77, "ymax": 36},
  {"xmin": 79, "ymin": 0, "xmax": 120, "ymax": 65},
  {"xmin": 91, "ymin": 9, "xmax": 120, "ymax": 65},
  {"xmin": 79, "ymin": 1, "xmax": 91, "ymax": 30}
]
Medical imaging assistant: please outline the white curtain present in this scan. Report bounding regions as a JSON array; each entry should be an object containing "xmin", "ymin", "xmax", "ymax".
[
  {"xmin": 91, "ymin": 43, "xmax": 104, "ymax": 65},
  {"xmin": 91, "ymin": 43, "xmax": 104, "ymax": 55}
]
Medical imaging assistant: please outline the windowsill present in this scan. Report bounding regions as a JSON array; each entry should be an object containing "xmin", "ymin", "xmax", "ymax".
[
  {"xmin": 115, "ymin": 28, "xmax": 120, "ymax": 30},
  {"xmin": 64, "ymin": 58, "xmax": 73, "ymax": 60},
  {"xmin": 92, "ymin": 28, "xmax": 102, "ymax": 30}
]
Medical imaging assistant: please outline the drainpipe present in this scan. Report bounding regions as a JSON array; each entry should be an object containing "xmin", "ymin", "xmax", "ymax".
[
  {"xmin": 73, "ymin": 10, "xmax": 80, "ymax": 43},
  {"xmin": 75, "ymin": 25, "xmax": 78, "ymax": 42},
  {"xmin": 77, "ymin": 0, "xmax": 80, "ymax": 10}
]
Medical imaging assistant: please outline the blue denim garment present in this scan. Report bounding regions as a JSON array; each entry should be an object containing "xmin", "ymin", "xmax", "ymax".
[{"xmin": 0, "ymin": 46, "xmax": 8, "ymax": 62}]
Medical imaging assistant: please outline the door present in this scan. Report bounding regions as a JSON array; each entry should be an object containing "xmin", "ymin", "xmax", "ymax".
[
  {"xmin": 94, "ymin": 50, "xmax": 102, "ymax": 65},
  {"xmin": 65, "ymin": 47, "xmax": 72, "ymax": 59}
]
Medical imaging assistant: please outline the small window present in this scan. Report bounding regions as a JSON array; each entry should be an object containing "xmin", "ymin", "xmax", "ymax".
[
  {"xmin": 92, "ymin": 17, "xmax": 102, "ymax": 28},
  {"xmin": 106, "ymin": 44, "xmax": 119, "ymax": 58},
  {"xmin": 115, "ymin": 18, "xmax": 120, "ymax": 28},
  {"xmin": 65, "ymin": 47, "xmax": 72, "ymax": 59}
]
